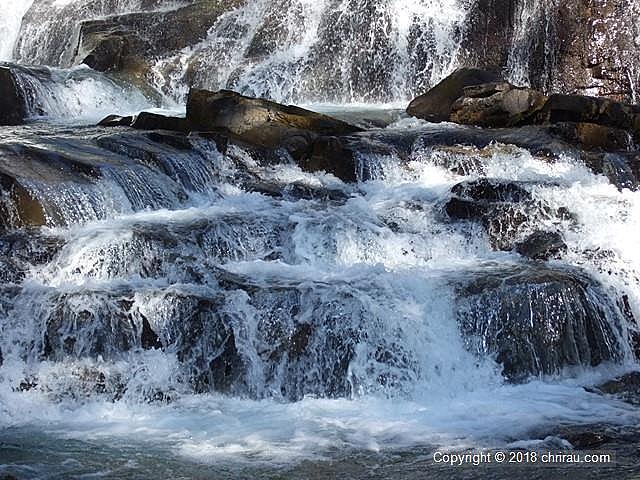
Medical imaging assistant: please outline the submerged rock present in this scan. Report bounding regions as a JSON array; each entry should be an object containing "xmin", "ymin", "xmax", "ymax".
[
  {"xmin": 0, "ymin": 67, "xmax": 27, "ymax": 125},
  {"xmin": 458, "ymin": 265, "xmax": 626, "ymax": 382},
  {"xmin": 406, "ymin": 68, "xmax": 502, "ymax": 122}
]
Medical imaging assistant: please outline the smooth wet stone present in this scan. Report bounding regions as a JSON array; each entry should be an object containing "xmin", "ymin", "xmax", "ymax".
[
  {"xmin": 187, "ymin": 89, "xmax": 361, "ymax": 151},
  {"xmin": 450, "ymin": 82, "xmax": 548, "ymax": 128}
]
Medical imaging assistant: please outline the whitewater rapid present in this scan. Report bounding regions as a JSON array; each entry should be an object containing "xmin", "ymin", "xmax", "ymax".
[{"xmin": 1, "ymin": 119, "xmax": 639, "ymax": 473}]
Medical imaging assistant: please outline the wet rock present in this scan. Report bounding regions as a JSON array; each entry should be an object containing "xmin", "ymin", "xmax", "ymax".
[
  {"xmin": 593, "ymin": 371, "xmax": 640, "ymax": 406},
  {"xmin": 140, "ymin": 315, "xmax": 162, "ymax": 350},
  {"xmin": 445, "ymin": 179, "xmax": 540, "ymax": 250},
  {"xmin": 75, "ymin": 1, "xmax": 243, "ymax": 74},
  {"xmin": 515, "ymin": 230, "xmax": 567, "ymax": 261},
  {"xmin": 444, "ymin": 197, "xmax": 488, "ymax": 220},
  {"xmin": 540, "ymin": 94, "xmax": 640, "ymax": 139},
  {"xmin": 582, "ymin": 152, "xmax": 639, "ymax": 191},
  {"xmin": 450, "ymin": 82, "xmax": 548, "ymax": 128},
  {"xmin": 406, "ymin": 68, "xmax": 502, "ymax": 122},
  {"xmin": 0, "ymin": 173, "xmax": 47, "ymax": 229},
  {"xmin": 130, "ymin": 112, "xmax": 190, "ymax": 132},
  {"xmin": 564, "ymin": 431, "xmax": 612, "ymax": 449},
  {"xmin": 301, "ymin": 136, "xmax": 359, "ymax": 182},
  {"xmin": 451, "ymin": 178, "xmax": 532, "ymax": 203},
  {"xmin": 186, "ymin": 89, "xmax": 361, "ymax": 158},
  {"xmin": 0, "ymin": 67, "xmax": 27, "ymax": 125},
  {"xmin": 98, "ymin": 114, "xmax": 134, "ymax": 127},
  {"xmin": 458, "ymin": 265, "xmax": 625, "ymax": 382},
  {"xmin": 549, "ymin": 122, "xmax": 632, "ymax": 152}
]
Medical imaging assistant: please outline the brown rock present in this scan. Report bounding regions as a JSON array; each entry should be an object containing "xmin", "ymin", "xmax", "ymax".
[
  {"xmin": 186, "ymin": 89, "xmax": 361, "ymax": 158},
  {"xmin": 450, "ymin": 82, "xmax": 548, "ymax": 127},
  {"xmin": 406, "ymin": 68, "xmax": 503, "ymax": 122},
  {"xmin": 548, "ymin": 122, "xmax": 632, "ymax": 151}
]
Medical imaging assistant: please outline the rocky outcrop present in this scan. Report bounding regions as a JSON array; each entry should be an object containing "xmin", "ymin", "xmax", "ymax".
[
  {"xmin": 186, "ymin": 89, "xmax": 363, "ymax": 177},
  {"xmin": 0, "ymin": 67, "xmax": 26, "ymax": 125},
  {"xmin": 406, "ymin": 68, "xmax": 502, "ymax": 122},
  {"xmin": 408, "ymin": 69, "xmax": 640, "ymax": 152}
]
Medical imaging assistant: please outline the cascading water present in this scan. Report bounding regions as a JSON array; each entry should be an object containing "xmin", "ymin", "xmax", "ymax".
[
  {"xmin": 149, "ymin": 0, "xmax": 470, "ymax": 104},
  {"xmin": 2, "ymin": 1, "xmax": 640, "ymax": 478},
  {"xmin": 0, "ymin": 0, "xmax": 34, "ymax": 62},
  {"xmin": 505, "ymin": 0, "xmax": 559, "ymax": 89}
]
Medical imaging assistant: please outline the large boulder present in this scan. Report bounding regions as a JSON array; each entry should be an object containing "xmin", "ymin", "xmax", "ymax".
[
  {"xmin": 186, "ymin": 89, "xmax": 362, "ymax": 158},
  {"xmin": 450, "ymin": 82, "xmax": 548, "ymax": 127},
  {"xmin": 0, "ymin": 67, "xmax": 26, "ymax": 125},
  {"xmin": 406, "ymin": 68, "xmax": 502, "ymax": 122}
]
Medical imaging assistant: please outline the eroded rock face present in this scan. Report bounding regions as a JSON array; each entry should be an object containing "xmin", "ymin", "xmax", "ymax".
[{"xmin": 457, "ymin": 265, "xmax": 626, "ymax": 382}]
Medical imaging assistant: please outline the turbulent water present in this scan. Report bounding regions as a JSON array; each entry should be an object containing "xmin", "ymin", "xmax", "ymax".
[{"xmin": 1, "ymin": 1, "xmax": 640, "ymax": 479}]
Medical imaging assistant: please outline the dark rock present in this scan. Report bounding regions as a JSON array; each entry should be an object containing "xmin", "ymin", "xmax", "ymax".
[
  {"xmin": 141, "ymin": 315, "xmax": 162, "ymax": 350},
  {"xmin": 131, "ymin": 112, "xmax": 190, "ymax": 132},
  {"xmin": 445, "ymin": 197, "xmax": 488, "ymax": 220},
  {"xmin": 301, "ymin": 136, "xmax": 359, "ymax": 182},
  {"xmin": 0, "ymin": 172, "xmax": 47, "ymax": 229},
  {"xmin": 540, "ymin": 94, "xmax": 640, "ymax": 138},
  {"xmin": 0, "ymin": 67, "xmax": 26, "ymax": 125},
  {"xmin": 75, "ymin": 1, "xmax": 243, "ymax": 74},
  {"xmin": 549, "ymin": 122, "xmax": 632, "ymax": 151},
  {"xmin": 450, "ymin": 82, "xmax": 548, "ymax": 128},
  {"xmin": 593, "ymin": 371, "xmax": 640, "ymax": 406},
  {"xmin": 582, "ymin": 152, "xmax": 640, "ymax": 191},
  {"xmin": 563, "ymin": 431, "xmax": 612, "ymax": 449},
  {"xmin": 515, "ymin": 230, "xmax": 567, "ymax": 260},
  {"xmin": 451, "ymin": 179, "xmax": 532, "ymax": 203},
  {"xmin": 458, "ymin": 265, "xmax": 625, "ymax": 382},
  {"xmin": 186, "ymin": 89, "xmax": 361, "ymax": 156},
  {"xmin": 445, "ymin": 179, "xmax": 541, "ymax": 250},
  {"xmin": 97, "ymin": 114, "xmax": 134, "ymax": 127},
  {"xmin": 406, "ymin": 68, "xmax": 503, "ymax": 122}
]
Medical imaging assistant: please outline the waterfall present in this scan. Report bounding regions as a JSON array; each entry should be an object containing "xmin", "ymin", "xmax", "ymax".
[
  {"xmin": 148, "ymin": 0, "xmax": 470, "ymax": 104},
  {"xmin": 0, "ymin": 0, "xmax": 34, "ymax": 61},
  {"xmin": 2, "ymin": 0, "xmax": 640, "ymax": 476},
  {"xmin": 506, "ymin": 0, "xmax": 559, "ymax": 89},
  {"xmin": 5, "ymin": 63, "xmax": 157, "ymax": 122}
]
